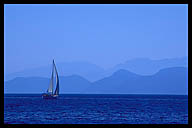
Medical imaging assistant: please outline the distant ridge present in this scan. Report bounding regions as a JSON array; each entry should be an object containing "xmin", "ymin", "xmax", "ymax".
[
  {"xmin": 5, "ymin": 61, "xmax": 104, "ymax": 82},
  {"xmin": 105, "ymin": 57, "xmax": 188, "ymax": 76},
  {"xmin": 85, "ymin": 67, "xmax": 188, "ymax": 95},
  {"xmin": 5, "ymin": 75, "xmax": 91, "ymax": 93},
  {"xmin": 5, "ymin": 57, "xmax": 188, "ymax": 82},
  {"xmin": 5, "ymin": 67, "xmax": 188, "ymax": 95}
]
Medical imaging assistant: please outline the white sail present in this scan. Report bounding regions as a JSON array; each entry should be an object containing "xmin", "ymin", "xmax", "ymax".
[{"xmin": 47, "ymin": 61, "xmax": 54, "ymax": 94}]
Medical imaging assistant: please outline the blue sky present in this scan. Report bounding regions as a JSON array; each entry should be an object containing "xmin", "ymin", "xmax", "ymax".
[{"xmin": 4, "ymin": 4, "xmax": 188, "ymax": 74}]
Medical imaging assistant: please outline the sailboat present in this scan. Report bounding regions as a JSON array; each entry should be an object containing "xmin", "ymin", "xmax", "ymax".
[{"xmin": 42, "ymin": 59, "xmax": 59, "ymax": 99}]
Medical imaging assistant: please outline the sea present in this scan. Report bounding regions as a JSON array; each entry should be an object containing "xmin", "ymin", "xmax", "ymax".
[{"xmin": 4, "ymin": 94, "xmax": 188, "ymax": 124}]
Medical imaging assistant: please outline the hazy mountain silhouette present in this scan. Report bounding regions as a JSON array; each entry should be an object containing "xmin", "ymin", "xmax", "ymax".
[
  {"xmin": 103, "ymin": 57, "xmax": 188, "ymax": 77},
  {"xmin": 5, "ymin": 57, "xmax": 187, "ymax": 82},
  {"xmin": 5, "ymin": 67, "xmax": 188, "ymax": 95},
  {"xmin": 5, "ymin": 75, "xmax": 91, "ymax": 93},
  {"xmin": 5, "ymin": 61, "xmax": 104, "ymax": 82},
  {"xmin": 85, "ymin": 67, "xmax": 188, "ymax": 95}
]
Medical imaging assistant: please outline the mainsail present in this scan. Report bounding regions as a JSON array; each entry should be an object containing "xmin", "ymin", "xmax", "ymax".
[{"xmin": 54, "ymin": 60, "xmax": 59, "ymax": 95}]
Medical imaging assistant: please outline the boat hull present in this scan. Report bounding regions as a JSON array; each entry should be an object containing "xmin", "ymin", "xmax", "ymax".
[{"xmin": 42, "ymin": 93, "xmax": 58, "ymax": 99}]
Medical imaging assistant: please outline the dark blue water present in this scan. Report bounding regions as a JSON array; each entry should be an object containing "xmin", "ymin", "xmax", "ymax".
[{"xmin": 4, "ymin": 94, "xmax": 188, "ymax": 124}]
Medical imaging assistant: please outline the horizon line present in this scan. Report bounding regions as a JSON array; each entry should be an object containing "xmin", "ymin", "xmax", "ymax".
[{"xmin": 4, "ymin": 93, "xmax": 188, "ymax": 96}]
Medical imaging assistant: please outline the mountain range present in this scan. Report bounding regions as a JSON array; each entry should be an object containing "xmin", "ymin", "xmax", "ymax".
[
  {"xmin": 4, "ymin": 67, "xmax": 188, "ymax": 95},
  {"xmin": 5, "ymin": 57, "xmax": 188, "ymax": 82}
]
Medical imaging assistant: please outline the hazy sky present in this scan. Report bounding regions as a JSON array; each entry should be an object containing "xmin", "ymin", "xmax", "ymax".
[{"xmin": 4, "ymin": 4, "xmax": 188, "ymax": 74}]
